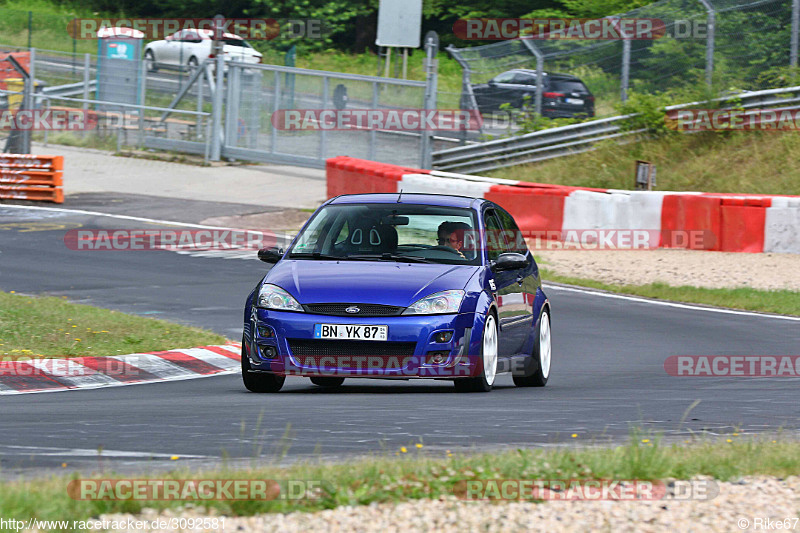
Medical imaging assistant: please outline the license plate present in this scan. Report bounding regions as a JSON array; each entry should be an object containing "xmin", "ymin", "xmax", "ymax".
[
  {"xmin": 565, "ymin": 98, "xmax": 584, "ymax": 105},
  {"xmin": 314, "ymin": 324, "xmax": 388, "ymax": 341}
]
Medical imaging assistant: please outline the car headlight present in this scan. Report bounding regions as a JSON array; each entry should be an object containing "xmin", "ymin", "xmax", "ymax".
[
  {"xmin": 256, "ymin": 284, "xmax": 303, "ymax": 312},
  {"xmin": 403, "ymin": 290, "xmax": 465, "ymax": 315}
]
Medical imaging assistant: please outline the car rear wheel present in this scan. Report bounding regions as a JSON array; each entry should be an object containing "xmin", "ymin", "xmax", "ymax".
[
  {"xmin": 144, "ymin": 50, "xmax": 158, "ymax": 72},
  {"xmin": 455, "ymin": 313, "xmax": 497, "ymax": 393},
  {"xmin": 187, "ymin": 56, "xmax": 199, "ymax": 74},
  {"xmin": 513, "ymin": 308, "xmax": 551, "ymax": 387},
  {"xmin": 241, "ymin": 339, "xmax": 284, "ymax": 392},
  {"xmin": 310, "ymin": 377, "xmax": 345, "ymax": 387}
]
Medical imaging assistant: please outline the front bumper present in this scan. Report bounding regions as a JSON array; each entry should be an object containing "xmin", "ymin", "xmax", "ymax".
[{"xmin": 246, "ymin": 308, "xmax": 483, "ymax": 378}]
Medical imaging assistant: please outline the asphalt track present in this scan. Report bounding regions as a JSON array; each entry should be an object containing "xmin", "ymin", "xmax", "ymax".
[{"xmin": 1, "ymin": 200, "xmax": 798, "ymax": 477}]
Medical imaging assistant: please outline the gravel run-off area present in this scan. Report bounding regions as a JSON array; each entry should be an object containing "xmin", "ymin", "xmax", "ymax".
[{"xmin": 57, "ymin": 476, "xmax": 800, "ymax": 533}]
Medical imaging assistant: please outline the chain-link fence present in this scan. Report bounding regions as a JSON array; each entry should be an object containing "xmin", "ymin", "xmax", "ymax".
[{"xmin": 448, "ymin": 0, "xmax": 797, "ymax": 119}]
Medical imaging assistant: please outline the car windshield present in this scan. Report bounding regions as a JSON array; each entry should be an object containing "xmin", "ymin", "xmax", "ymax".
[{"xmin": 288, "ymin": 203, "xmax": 481, "ymax": 265}]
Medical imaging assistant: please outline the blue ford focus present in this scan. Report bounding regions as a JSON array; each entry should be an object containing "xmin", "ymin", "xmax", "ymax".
[{"xmin": 242, "ymin": 193, "xmax": 551, "ymax": 393}]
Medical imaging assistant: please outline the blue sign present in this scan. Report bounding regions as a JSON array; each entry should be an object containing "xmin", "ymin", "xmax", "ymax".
[{"xmin": 106, "ymin": 41, "xmax": 135, "ymax": 60}]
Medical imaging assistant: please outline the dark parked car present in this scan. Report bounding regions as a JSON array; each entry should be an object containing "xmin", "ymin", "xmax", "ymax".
[{"xmin": 466, "ymin": 69, "xmax": 595, "ymax": 118}]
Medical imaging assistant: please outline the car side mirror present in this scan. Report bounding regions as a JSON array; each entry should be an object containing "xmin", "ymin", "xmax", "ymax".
[
  {"xmin": 258, "ymin": 247, "xmax": 283, "ymax": 264},
  {"xmin": 491, "ymin": 252, "xmax": 528, "ymax": 272},
  {"xmin": 488, "ymin": 79, "xmax": 497, "ymax": 86}
]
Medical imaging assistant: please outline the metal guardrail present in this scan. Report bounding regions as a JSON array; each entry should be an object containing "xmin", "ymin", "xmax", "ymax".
[
  {"xmin": 40, "ymin": 80, "xmax": 96, "ymax": 98},
  {"xmin": 431, "ymin": 86, "xmax": 800, "ymax": 174}
]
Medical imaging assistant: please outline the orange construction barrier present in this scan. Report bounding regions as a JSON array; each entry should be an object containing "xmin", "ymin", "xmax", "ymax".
[{"xmin": 0, "ymin": 154, "xmax": 64, "ymax": 203}]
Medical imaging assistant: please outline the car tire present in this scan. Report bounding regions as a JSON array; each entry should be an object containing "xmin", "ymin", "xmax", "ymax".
[
  {"xmin": 187, "ymin": 56, "xmax": 199, "ymax": 74},
  {"xmin": 454, "ymin": 312, "xmax": 498, "ymax": 393},
  {"xmin": 513, "ymin": 308, "xmax": 551, "ymax": 387},
  {"xmin": 145, "ymin": 50, "xmax": 158, "ymax": 72},
  {"xmin": 310, "ymin": 377, "xmax": 345, "ymax": 387},
  {"xmin": 241, "ymin": 339, "xmax": 284, "ymax": 392}
]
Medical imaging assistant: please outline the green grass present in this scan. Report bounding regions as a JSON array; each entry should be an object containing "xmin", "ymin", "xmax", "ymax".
[
  {"xmin": 0, "ymin": 291, "xmax": 225, "ymax": 357},
  {"xmin": 489, "ymin": 131, "xmax": 800, "ymax": 195},
  {"xmin": 540, "ymin": 268, "xmax": 800, "ymax": 316},
  {"xmin": 0, "ymin": 436, "xmax": 797, "ymax": 524}
]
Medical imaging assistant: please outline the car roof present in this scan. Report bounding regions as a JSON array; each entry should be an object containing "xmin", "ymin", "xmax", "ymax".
[
  {"xmin": 510, "ymin": 69, "xmax": 581, "ymax": 80},
  {"xmin": 328, "ymin": 193, "xmax": 485, "ymax": 209}
]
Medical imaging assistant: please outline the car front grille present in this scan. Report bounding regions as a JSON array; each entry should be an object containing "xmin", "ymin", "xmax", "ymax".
[
  {"xmin": 303, "ymin": 303, "xmax": 404, "ymax": 317},
  {"xmin": 287, "ymin": 339, "xmax": 417, "ymax": 358}
]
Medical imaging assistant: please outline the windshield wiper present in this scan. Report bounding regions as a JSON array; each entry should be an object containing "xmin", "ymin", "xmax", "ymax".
[
  {"xmin": 288, "ymin": 252, "xmax": 342, "ymax": 260},
  {"xmin": 347, "ymin": 253, "xmax": 434, "ymax": 264}
]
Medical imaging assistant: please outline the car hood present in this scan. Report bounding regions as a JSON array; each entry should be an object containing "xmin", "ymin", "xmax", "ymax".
[{"xmin": 265, "ymin": 260, "xmax": 480, "ymax": 308}]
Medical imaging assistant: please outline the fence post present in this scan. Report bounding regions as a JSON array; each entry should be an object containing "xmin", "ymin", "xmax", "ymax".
[
  {"xmin": 138, "ymin": 56, "xmax": 146, "ymax": 148},
  {"xmin": 23, "ymin": 48, "xmax": 35, "ymax": 153},
  {"xmin": 520, "ymin": 39, "xmax": 544, "ymax": 114},
  {"xmin": 421, "ymin": 31, "xmax": 439, "ymax": 169},
  {"xmin": 698, "ymin": 0, "xmax": 715, "ymax": 86},
  {"xmin": 210, "ymin": 14, "xmax": 225, "ymax": 161},
  {"xmin": 445, "ymin": 44, "xmax": 480, "ymax": 145},
  {"xmin": 621, "ymin": 39, "xmax": 630, "ymax": 102},
  {"xmin": 792, "ymin": 0, "xmax": 799, "ymax": 68},
  {"xmin": 27, "ymin": 11, "xmax": 32, "ymax": 50},
  {"xmin": 81, "ymin": 53, "xmax": 90, "ymax": 139}
]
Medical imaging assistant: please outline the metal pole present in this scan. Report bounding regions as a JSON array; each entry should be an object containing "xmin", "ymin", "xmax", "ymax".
[
  {"xmin": 792, "ymin": 0, "xmax": 799, "ymax": 68},
  {"xmin": 369, "ymin": 81, "xmax": 378, "ymax": 160},
  {"xmin": 210, "ymin": 14, "xmax": 225, "ymax": 161},
  {"xmin": 82, "ymin": 53, "xmax": 90, "ymax": 139},
  {"xmin": 421, "ymin": 35, "xmax": 438, "ymax": 169},
  {"xmin": 24, "ymin": 48, "xmax": 35, "ymax": 153},
  {"xmin": 383, "ymin": 47, "xmax": 392, "ymax": 78},
  {"xmin": 138, "ymin": 56, "xmax": 146, "ymax": 148},
  {"xmin": 27, "ymin": 11, "xmax": 32, "ymax": 50},
  {"xmin": 520, "ymin": 39, "xmax": 544, "ymax": 115},
  {"xmin": 270, "ymin": 72, "xmax": 281, "ymax": 154},
  {"xmin": 621, "ymin": 39, "xmax": 630, "ymax": 102},
  {"xmin": 196, "ymin": 67, "xmax": 204, "ymax": 140},
  {"xmin": 698, "ymin": 0, "xmax": 715, "ymax": 86},
  {"xmin": 320, "ymin": 76, "xmax": 329, "ymax": 160}
]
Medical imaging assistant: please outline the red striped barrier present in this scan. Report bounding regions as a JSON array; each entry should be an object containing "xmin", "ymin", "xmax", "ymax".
[{"xmin": 325, "ymin": 157, "xmax": 800, "ymax": 254}]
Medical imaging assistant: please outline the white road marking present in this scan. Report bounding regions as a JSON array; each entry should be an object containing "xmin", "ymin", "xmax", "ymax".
[
  {"xmin": 0, "ymin": 444, "xmax": 207, "ymax": 458},
  {"xmin": 6, "ymin": 205, "xmax": 796, "ymax": 322},
  {"xmin": 544, "ymin": 283, "xmax": 800, "ymax": 322}
]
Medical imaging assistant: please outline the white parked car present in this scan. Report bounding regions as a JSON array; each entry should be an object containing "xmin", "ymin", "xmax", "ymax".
[{"xmin": 144, "ymin": 29, "xmax": 262, "ymax": 72}]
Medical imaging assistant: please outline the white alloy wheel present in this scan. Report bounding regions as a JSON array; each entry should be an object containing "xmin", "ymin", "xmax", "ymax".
[{"xmin": 483, "ymin": 314, "xmax": 498, "ymax": 385}]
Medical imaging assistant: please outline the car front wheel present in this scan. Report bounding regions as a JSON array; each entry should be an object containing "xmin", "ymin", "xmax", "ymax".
[
  {"xmin": 455, "ymin": 312, "xmax": 498, "ymax": 393},
  {"xmin": 241, "ymin": 339, "xmax": 284, "ymax": 392},
  {"xmin": 144, "ymin": 50, "xmax": 158, "ymax": 72}
]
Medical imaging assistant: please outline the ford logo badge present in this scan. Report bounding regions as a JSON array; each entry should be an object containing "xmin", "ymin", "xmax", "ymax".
[{"xmin": 345, "ymin": 306, "xmax": 360, "ymax": 314}]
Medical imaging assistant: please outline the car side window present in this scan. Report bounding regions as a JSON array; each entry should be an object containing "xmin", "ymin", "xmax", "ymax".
[
  {"xmin": 492, "ymin": 72, "xmax": 515, "ymax": 84},
  {"xmin": 483, "ymin": 209, "xmax": 505, "ymax": 261},
  {"xmin": 513, "ymin": 73, "xmax": 537, "ymax": 86},
  {"xmin": 495, "ymin": 207, "xmax": 528, "ymax": 255}
]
